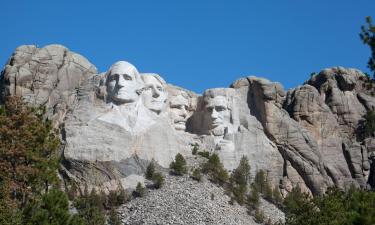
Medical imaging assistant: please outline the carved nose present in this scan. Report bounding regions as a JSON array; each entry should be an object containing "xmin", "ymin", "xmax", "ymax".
[
  {"xmin": 180, "ymin": 108, "xmax": 187, "ymax": 117},
  {"xmin": 152, "ymin": 87, "xmax": 160, "ymax": 98},
  {"xmin": 211, "ymin": 109, "xmax": 219, "ymax": 119}
]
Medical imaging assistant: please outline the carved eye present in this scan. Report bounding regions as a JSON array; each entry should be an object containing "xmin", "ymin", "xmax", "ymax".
[
  {"xmin": 123, "ymin": 74, "xmax": 132, "ymax": 81},
  {"xmin": 157, "ymin": 86, "xmax": 164, "ymax": 92},
  {"xmin": 207, "ymin": 107, "xmax": 213, "ymax": 112},
  {"xmin": 108, "ymin": 74, "xmax": 118, "ymax": 81},
  {"xmin": 216, "ymin": 106, "xmax": 226, "ymax": 112}
]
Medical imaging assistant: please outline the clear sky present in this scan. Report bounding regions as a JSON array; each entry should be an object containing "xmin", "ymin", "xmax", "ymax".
[{"xmin": 1, "ymin": 1, "xmax": 374, "ymax": 93}]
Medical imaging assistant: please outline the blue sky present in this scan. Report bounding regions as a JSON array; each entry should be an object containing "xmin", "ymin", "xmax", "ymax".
[{"xmin": 1, "ymin": 1, "xmax": 374, "ymax": 93}]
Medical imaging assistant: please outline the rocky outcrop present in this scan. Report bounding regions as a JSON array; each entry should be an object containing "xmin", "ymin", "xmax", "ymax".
[
  {"xmin": 0, "ymin": 44, "xmax": 97, "ymax": 127},
  {"xmin": 1, "ymin": 45, "xmax": 375, "ymax": 195}
]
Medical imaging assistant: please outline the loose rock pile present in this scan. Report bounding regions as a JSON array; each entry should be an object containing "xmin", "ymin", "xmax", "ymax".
[{"xmin": 118, "ymin": 172, "xmax": 284, "ymax": 225}]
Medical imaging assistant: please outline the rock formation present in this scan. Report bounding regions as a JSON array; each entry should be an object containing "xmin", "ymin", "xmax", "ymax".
[{"xmin": 1, "ymin": 44, "xmax": 374, "ymax": 195}]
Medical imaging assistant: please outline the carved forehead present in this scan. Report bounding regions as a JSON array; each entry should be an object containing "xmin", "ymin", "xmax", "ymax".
[
  {"xmin": 206, "ymin": 96, "xmax": 228, "ymax": 108},
  {"xmin": 109, "ymin": 61, "xmax": 139, "ymax": 78},
  {"xmin": 203, "ymin": 88, "xmax": 234, "ymax": 109},
  {"xmin": 170, "ymin": 95, "xmax": 189, "ymax": 106},
  {"xmin": 142, "ymin": 73, "xmax": 166, "ymax": 85}
]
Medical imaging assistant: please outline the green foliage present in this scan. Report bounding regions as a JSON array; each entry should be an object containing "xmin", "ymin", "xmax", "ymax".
[
  {"xmin": 363, "ymin": 110, "xmax": 375, "ymax": 137},
  {"xmin": 230, "ymin": 156, "xmax": 251, "ymax": 205},
  {"xmin": 264, "ymin": 181, "xmax": 273, "ymax": 202},
  {"xmin": 202, "ymin": 153, "xmax": 228, "ymax": 184},
  {"xmin": 107, "ymin": 208, "xmax": 121, "ymax": 225},
  {"xmin": 191, "ymin": 168, "xmax": 202, "ymax": 182},
  {"xmin": 247, "ymin": 185, "xmax": 260, "ymax": 211},
  {"xmin": 254, "ymin": 170, "xmax": 267, "ymax": 194},
  {"xmin": 281, "ymin": 186, "xmax": 375, "ymax": 225},
  {"xmin": 0, "ymin": 96, "xmax": 60, "ymax": 205},
  {"xmin": 283, "ymin": 186, "xmax": 317, "ymax": 225},
  {"xmin": 360, "ymin": 16, "xmax": 375, "ymax": 77},
  {"xmin": 272, "ymin": 185, "xmax": 283, "ymax": 207},
  {"xmin": 134, "ymin": 182, "xmax": 145, "ymax": 197},
  {"xmin": 254, "ymin": 209, "xmax": 265, "ymax": 223},
  {"xmin": 169, "ymin": 153, "xmax": 188, "ymax": 175},
  {"xmin": 191, "ymin": 143, "xmax": 199, "ymax": 155},
  {"xmin": 145, "ymin": 161, "xmax": 155, "ymax": 180},
  {"xmin": 106, "ymin": 188, "xmax": 129, "ymax": 209},
  {"xmin": 197, "ymin": 150, "xmax": 210, "ymax": 159},
  {"xmin": 74, "ymin": 189, "xmax": 106, "ymax": 225},
  {"xmin": 152, "ymin": 172, "xmax": 165, "ymax": 189},
  {"xmin": 23, "ymin": 189, "xmax": 85, "ymax": 225},
  {"xmin": 0, "ymin": 182, "xmax": 22, "ymax": 225}
]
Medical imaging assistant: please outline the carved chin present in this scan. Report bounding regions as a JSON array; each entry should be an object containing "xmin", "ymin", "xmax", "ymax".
[
  {"xmin": 173, "ymin": 122, "xmax": 186, "ymax": 131},
  {"xmin": 211, "ymin": 126, "xmax": 225, "ymax": 136}
]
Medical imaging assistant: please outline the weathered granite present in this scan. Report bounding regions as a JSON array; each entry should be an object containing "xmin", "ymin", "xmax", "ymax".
[{"xmin": 1, "ymin": 45, "xmax": 375, "ymax": 195}]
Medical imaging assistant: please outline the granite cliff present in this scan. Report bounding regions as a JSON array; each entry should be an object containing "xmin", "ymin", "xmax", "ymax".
[{"xmin": 1, "ymin": 44, "xmax": 374, "ymax": 197}]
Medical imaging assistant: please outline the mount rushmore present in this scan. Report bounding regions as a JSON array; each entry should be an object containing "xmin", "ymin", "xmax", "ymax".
[{"xmin": 1, "ymin": 44, "xmax": 374, "ymax": 196}]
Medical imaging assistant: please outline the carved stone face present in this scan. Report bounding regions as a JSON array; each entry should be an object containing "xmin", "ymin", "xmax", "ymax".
[
  {"xmin": 142, "ymin": 75, "xmax": 167, "ymax": 114},
  {"xmin": 205, "ymin": 95, "xmax": 230, "ymax": 136},
  {"xmin": 106, "ymin": 61, "xmax": 141, "ymax": 104},
  {"xmin": 169, "ymin": 94, "xmax": 189, "ymax": 131}
]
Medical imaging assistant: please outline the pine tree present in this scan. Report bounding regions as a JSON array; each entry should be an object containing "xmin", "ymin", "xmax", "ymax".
[
  {"xmin": 23, "ymin": 189, "xmax": 85, "ymax": 225},
  {"xmin": 254, "ymin": 170, "xmax": 267, "ymax": 194},
  {"xmin": 152, "ymin": 172, "xmax": 165, "ymax": 189},
  {"xmin": 202, "ymin": 153, "xmax": 228, "ymax": 184},
  {"xmin": 0, "ymin": 96, "xmax": 60, "ymax": 206},
  {"xmin": 107, "ymin": 208, "xmax": 121, "ymax": 225},
  {"xmin": 169, "ymin": 153, "xmax": 187, "ymax": 175},
  {"xmin": 145, "ymin": 161, "xmax": 155, "ymax": 180},
  {"xmin": 247, "ymin": 185, "xmax": 260, "ymax": 211},
  {"xmin": 230, "ymin": 156, "xmax": 251, "ymax": 205},
  {"xmin": 360, "ymin": 16, "xmax": 375, "ymax": 77},
  {"xmin": 191, "ymin": 168, "xmax": 202, "ymax": 182},
  {"xmin": 134, "ymin": 182, "xmax": 145, "ymax": 197},
  {"xmin": 74, "ymin": 189, "xmax": 106, "ymax": 225}
]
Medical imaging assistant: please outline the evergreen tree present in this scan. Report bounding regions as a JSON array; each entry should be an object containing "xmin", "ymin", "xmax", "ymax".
[
  {"xmin": 152, "ymin": 172, "xmax": 165, "ymax": 189},
  {"xmin": 363, "ymin": 110, "xmax": 375, "ymax": 137},
  {"xmin": 191, "ymin": 168, "xmax": 202, "ymax": 182},
  {"xmin": 145, "ymin": 161, "xmax": 155, "ymax": 180},
  {"xmin": 202, "ymin": 153, "xmax": 228, "ymax": 184},
  {"xmin": 169, "ymin": 153, "xmax": 187, "ymax": 175},
  {"xmin": 247, "ymin": 185, "xmax": 260, "ymax": 211},
  {"xmin": 230, "ymin": 156, "xmax": 251, "ymax": 205},
  {"xmin": 272, "ymin": 185, "xmax": 283, "ymax": 207},
  {"xmin": 134, "ymin": 182, "xmax": 145, "ymax": 197},
  {"xmin": 360, "ymin": 16, "xmax": 375, "ymax": 77},
  {"xmin": 74, "ymin": 189, "xmax": 106, "ymax": 225},
  {"xmin": 254, "ymin": 170, "xmax": 267, "ymax": 194},
  {"xmin": 107, "ymin": 208, "xmax": 121, "ymax": 225},
  {"xmin": 24, "ymin": 189, "xmax": 85, "ymax": 225},
  {"xmin": 0, "ymin": 96, "xmax": 60, "ymax": 205}
]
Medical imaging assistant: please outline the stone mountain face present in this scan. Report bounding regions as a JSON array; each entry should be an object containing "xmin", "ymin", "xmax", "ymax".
[{"xmin": 1, "ymin": 44, "xmax": 374, "ymax": 195}]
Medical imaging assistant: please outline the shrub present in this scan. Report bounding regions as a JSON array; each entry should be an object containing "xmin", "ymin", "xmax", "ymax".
[
  {"xmin": 202, "ymin": 153, "xmax": 229, "ymax": 184},
  {"xmin": 254, "ymin": 170, "xmax": 267, "ymax": 194},
  {"xmin": 254, "ymin": 209, "xmax": 265, "ymax": 223},
  {"xmin": 107, "ymin": 208, "xmax": 121, "ymax": 225},
  {"xmin": 169, "ymin": 153, "xmax": 188, "ymax": 175},
  {"xmin": 191, "ymin": 168, "xmax": 202, "ymax": 182},
  {"xmin": 192, "ymin": 143, "xmax": 199, "ymax": 155},
  {"xmin": 134, "ymin": 182, "xmax": 145, "ymax": 197},
  {"xmin": 230, "ymin": 156, "xmax": 251, "ymax": 205},
  {"xmin": 145, "ymin": 161, "xmax": 155, "ymax": 180},
  {"xmin": 197, "ymin": 151, "xmax": 210, "ymax": 159},
  {"xmin": 74, "ymin": 189, "xmax": 106, "ymax": 225},
  {"xmin": 247, "ymin": 185, "xmax": 260, "ymax": 211},
  {"xmin": 152, "ymin": 172, "xmax": 165, "ymax": 189}
]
